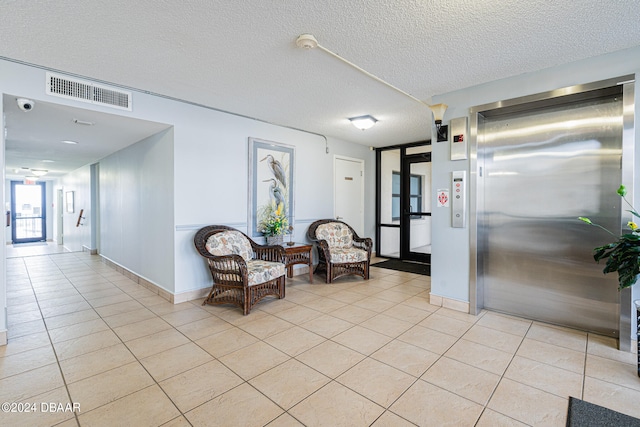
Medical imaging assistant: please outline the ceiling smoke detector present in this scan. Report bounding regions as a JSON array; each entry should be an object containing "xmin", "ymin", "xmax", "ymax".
[{"xmin": 296, "ymin": 34, "xmax": 318, "ymax": 49}]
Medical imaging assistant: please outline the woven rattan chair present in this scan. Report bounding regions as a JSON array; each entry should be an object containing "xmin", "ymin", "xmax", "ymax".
[
  {"xmin": 194, "ymin": 225, "xmax": 286, "ymax": 315},
  {"xmin": 307, "ymin": 219, "xmax": 372, "ymax": 283}
]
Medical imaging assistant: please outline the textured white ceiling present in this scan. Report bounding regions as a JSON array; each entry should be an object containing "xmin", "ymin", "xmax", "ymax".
[{"xmin": 1, "ymin": 0, "xmax": 639, "ymax": 175}]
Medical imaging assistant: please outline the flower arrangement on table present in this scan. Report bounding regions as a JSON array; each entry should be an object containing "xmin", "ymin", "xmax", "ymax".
[
  {"xmin": 258, "ymin": 202, "xmax": 289, "ymax": 238},
  {"xmin": 579, "ymin": 185, "xmax": 640, "ymax": 290}
]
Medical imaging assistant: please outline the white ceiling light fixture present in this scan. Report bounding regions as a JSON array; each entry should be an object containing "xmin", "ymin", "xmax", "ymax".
[
  {"xmin": 61, "ymin": 140, "xmax": 79, "ymax": 145},
  {"xmin": 296, "ymin": 33, "xmax": 447, "ymax": 138},
  {"xmin": 349, "ymin": 115, "xmax": 378, "ymax": 130},
  {"xmin": 30, "ymin": 169, "xmax": 48, "ymax": 177}
]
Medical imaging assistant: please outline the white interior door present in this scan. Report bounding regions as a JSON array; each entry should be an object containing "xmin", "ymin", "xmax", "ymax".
[{"xmin": 334, "ymin": 156, "xmax": 364, "ymax": 236}]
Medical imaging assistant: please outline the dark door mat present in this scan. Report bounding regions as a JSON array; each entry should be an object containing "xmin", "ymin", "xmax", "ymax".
[
  {"xmin": 567, "ymin": 396, "xmax": 640, "ymax": 427},
  {"xmin": 371, "ymin": 259, "xmax": 430, "ymax": 276}
]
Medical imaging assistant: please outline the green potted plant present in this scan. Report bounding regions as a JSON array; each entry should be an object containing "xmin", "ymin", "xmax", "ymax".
[
  {"xmin": 579, "ymin": 185, "xmax": 640, "ymax": 290},
  {"xmin": 579, "ymin": 184, "xmax": 639, "ymax": 377}
]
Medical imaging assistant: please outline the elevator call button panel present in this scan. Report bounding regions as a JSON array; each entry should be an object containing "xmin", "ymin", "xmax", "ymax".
[{"xmin": 452, "ymin": 170, "xmax": 466, "ymax": 228}]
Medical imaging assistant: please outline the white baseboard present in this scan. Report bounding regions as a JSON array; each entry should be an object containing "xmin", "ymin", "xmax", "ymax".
[
  {"xmin": 0, "ymin": 330, "xmax": 7, "ymax": 346},
  {"xmin": 428, "ymin": 293, "xmax": 469, "ymax": 313}
]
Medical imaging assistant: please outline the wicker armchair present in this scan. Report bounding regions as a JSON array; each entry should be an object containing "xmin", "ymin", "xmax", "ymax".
[
  {"xmin": 307, "ymin": 219, "xmax": 372, "ymax": 283},
  {"xmin": 194, "ymin": 225, "xmax": 286, "ymax": 315}
]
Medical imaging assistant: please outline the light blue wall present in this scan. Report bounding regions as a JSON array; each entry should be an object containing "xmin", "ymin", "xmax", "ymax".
[{"xmin": 430, "ymin": 46, "xmax": 640, "ymax": 328}]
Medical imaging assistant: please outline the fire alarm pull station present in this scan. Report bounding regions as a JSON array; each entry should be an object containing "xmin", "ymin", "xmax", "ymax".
[
  {"xmin": 452, "ymin": 171, "xmax": 466, "ymax": 228},
  {"xmin": 450, "ymin": 117, "xmax": 468, "ymax": 161}
]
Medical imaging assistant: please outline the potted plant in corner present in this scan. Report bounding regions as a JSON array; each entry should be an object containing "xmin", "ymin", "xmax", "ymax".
[{"xmin": 579, "ymin": 184, "xmax": 640, "ymax": 376}]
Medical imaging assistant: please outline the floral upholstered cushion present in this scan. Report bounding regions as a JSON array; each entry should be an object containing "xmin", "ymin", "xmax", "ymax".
[
  {"xmin": 329, "ymin": 247, "xmax": 368, "ymax": 263},
  {"xmin": 246, "ymin": 260, "xmax": 285, "ymax": 286},
  {"xmin": 205, "ymin": 230, "xmax": 253, "ymax": 261},
  {"xmin": 316, "ymin": 223, "xmax": 353, "ymax": 249}
]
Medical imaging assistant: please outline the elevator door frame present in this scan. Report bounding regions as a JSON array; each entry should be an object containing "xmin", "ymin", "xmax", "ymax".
[{"xmin": 469, "ymin": 75, "xmax": 635, "ymax": 349}]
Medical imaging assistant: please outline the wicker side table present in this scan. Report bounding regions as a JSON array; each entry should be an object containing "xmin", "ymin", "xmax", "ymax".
[{"xmin": 284, "ymin": 243, "xmax": 313, "ymax": 283}]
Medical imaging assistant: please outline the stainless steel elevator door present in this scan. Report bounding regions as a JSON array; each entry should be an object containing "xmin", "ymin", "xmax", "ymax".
[{"xmin": 479, "ymin": 92, "xmax": 623, "ymax": 336}]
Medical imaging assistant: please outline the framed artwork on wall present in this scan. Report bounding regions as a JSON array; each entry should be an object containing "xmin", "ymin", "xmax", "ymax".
[{"xmin": 248, "ymin": 138, "xmax": 295, "ymax": 239}]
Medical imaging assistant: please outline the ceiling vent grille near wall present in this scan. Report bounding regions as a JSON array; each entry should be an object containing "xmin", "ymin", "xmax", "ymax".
[{"xmin": 45, "ymin": 72, "xmax": 132, "ymax": 111}]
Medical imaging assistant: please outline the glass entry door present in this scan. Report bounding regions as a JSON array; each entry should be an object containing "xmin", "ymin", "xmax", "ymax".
[
  {"xmin": 11, "ymin": 181, "xmax": 46, "ymax": 243},
  {"xmin": 376, "ymin": 143, "xmax": 431, "ymax": 264},
  {"xmin": 401, "ymin": 154, "xmax": 431, "ymax": 263}
]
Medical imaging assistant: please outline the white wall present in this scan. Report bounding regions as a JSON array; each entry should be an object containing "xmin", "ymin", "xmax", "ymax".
[
  {"xmin": 430, "ymin": 46, "xmax": 640, "ymax": 322},
  {"xmin": 99, "ymin": 128, "xmax": 175, "ymax": 291}
]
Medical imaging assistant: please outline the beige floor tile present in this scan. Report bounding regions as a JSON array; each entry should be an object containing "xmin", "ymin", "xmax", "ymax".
[
  {"xmin": 476, "ymin": 312, "xmax": 532, "ymax": 337},
  {"xmin": 420, "ymin": 312, "xmax": 473, "ymax": 337},
  {"xmin": 87, "ymin": 292, "xmax": 134, "ymax": 308},
  {"xmin": 526, "ymin": 322, "xmax": 588, "ymax": 352},
  {"xmin": 141, "ymin": 342, "xmax": 214, "ymax": 381},
  {"xmin": 283, "ymin": 289, "xmax": 321, "ymax": 305},
  {"xmin": 161, "ymin": 306, "xmax": 212, "ymax": 327},
  {"xmin": 299, "ymin": 313, "xmax": 354, "ymax": 338},
  {"xmin": 587, "ymin": 333, "xmax": 637, "ymax": 365},
  {"xmin": 476, "ymin": 409, "xmax": 529, "ymax": 426},
  {"xmin": 250, "ymin": 359, "xmax": 330, "ymax": 409},
  {"xmin": 255, "ymin": 298, "xmax": 299, "ymax": 314},
  {"xmin": 7, "ymin": 318, "xmax": 47, "ymax": 339},
  {"xmin": 373, "ymin": 289, "xmax": 413, "ymax": 304},
  {"xmin": 48, "ymin": 318, "xmax": 110, "ymax": 343},
  {"xmin": 54, "ymin": 329, "xmax": 122, "ymax": 361},
  {"xmin": 78, "ymin": 385, "xmax": 180, "ymax": 427},
  {"xmin": 38, "ymin": 294, "xmax": 86, "ymax": 309},
  {"xmin": 290, "ymin": 381, "xmax": 384, "ymax": 427},
  {"xmin": 0, "ymin": 386, "xmax": 76, "ymax": 427},
  {"xmin": 370, "ymin": 410, "xmax": 416, "ymax": 426},
  {"xmin": 274, "ymin": 304, "xmax": 323, "ymax": 324},
  {"xmin": 236, "ymin": 313, "xmax": 295, "ymax": 339},
  {"xmin": 398, "ymin": 325, "xmax": 458, "ymax": 355},
  {"xmin": 383, "ymin": 304, "xmax": 431, "ymax": 323},
  {"xmin": 487, "ymin": 378, "xmax": 567, "ymax": 426},
  {"xmin": 81, "ymin": 286, "xmax": 124, "ymax": 301},
  {"xmin": 444, "ymin": 338, "xmax": 513, "ymax": 375},
  {"xmin": 0, "ymin": 331, "xmax": 50, "ymax": 358},
  {"xmin": 296, "ymin": 340, "xmax": 366, "ymax": 378},
  {"xmin": 7, "ymin": 308, "xmax": 42, "ymax": 325},
  {"xmin": 160, "ymin": 359, "xmax": 243, "ymax": 413},
  {"xmin": 196, "ymin": 327, "xmax": 259, "ymax": 358},
  {"xmin": 175, "ymin": 315, "xmax": 234, "ymax": 341},
  {"xmin": 185, "ymin": 382, "xmax": 283, "ymax": 427},
  {"xmin": 329, "ymin": 304, "xmax": 378, "ymax": 323},
  {"xmin": 0, "ymin": 363, "xmax": 64, "ymax": 402},
  {"xmin": 330, "ymin": 290, "xmax": 372, "ymax": 305},
  {"xmin": 390, "ymin": 379, "xmax": 484, "ymax": 426},
  {"xmin": 0, "ymin": 345, "xmax": 57, "ymax": 379},
  {"xmin": 67, "ymin": 362, "xmax": 155, "ymax": 413},
  {"xmin": 60, "ymin": 343, "xmax": 136, "ymax": 384},
  {"xmin": 463, "ymin": 324, "xmax": 524, "ymax": 354},
  {"xmin": 352, "ymin": 296, "xmax": 398, "ymax": 313},
  {"xmin": 266, "ymin": 412, "xmax": 305, "ymax": 426},
  {"xmin": 371, "ymin": 339, "xmax": 439, "ymax": 377},
  {"xmin": 300, "ymin": 296, "xmax": 347, "ymax": 313},
  {"xmin": 94, "ymin": 299, "xmax": 146, "ymax": 317},
  {"xmin": 219, "ymin": 341, "xmax": 290, "ymax": 380},
  {"xmin": 126, "ymin": 328, "xmax": 191, "ymax": 359},
  {"xmin": 101, "ymin": 306, "xmax": 157, "ymax": 328},
  {"xmin": 44, "ymin": 309, "xmax": 100, "ymax": 330},
  {"xmin": 505, "ymin": 355, "xmax": 583, "ymax": 398},
  {"xmin": 332, "ymin": 325, "xmax": 392, "ymax": 355},
  {"xmin": 113, "ymin": 317, "xmax": 173, "ymax": 342},
  {"xmin": 517, "ymin": 338, "xmax": 585, "ymax": 374},
  {"xmin": 161, "ymin": 416, "xmax": 193, "ymax": 427},
  {"xmin": 401, "ymin": 294, "xmax": 439, "ymax": 312},
  {"xmin": 360, "ymin": 313, "xmax": 414, "ymax": 338},
  {"xmin": 586, "ymin": 354, "xmax": 640, "ymax": 392},
  {"xmin": 583, "ymin": 375, "xmax": 640, "ymax": 419},
  {"xmin": 264, "ymin": 326, "xmax": 325, "ymax": 356},
  {"xmin": 337, "ymin": 358, "xmax": 415, "ymax": 407},
  {"xmin": 422, "ymin": 356, "xmax": 501, "ymax": 405}
]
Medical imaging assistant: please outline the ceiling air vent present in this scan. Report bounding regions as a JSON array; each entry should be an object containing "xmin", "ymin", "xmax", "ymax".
[{"xmin": 46, "ymin": 72, "xmax": 132, "ymax": 111}]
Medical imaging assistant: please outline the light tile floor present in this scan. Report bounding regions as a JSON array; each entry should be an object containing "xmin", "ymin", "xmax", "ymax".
[{"xmin": 2, "ymin": 250, "xmax": 640, "ymax": 426}]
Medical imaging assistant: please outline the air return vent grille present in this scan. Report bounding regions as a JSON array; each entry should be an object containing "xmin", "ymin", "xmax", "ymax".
[{"xmin": 46, "ymin": 72, "xmax": 132, "ymax": 111}]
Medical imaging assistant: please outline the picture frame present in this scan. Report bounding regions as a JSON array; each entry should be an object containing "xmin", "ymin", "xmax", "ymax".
[
  {"xmin": 248, "ymin": 138, "xmax": 295, "ymax": 238},
  {"xmin": 65, "ymin": 191, "xmax": 74, "ymax": 213}
]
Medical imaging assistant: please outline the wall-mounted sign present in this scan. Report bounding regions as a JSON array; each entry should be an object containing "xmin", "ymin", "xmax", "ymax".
[{"xmin": 437, "ymin": 189, "xmax": 449, "ymax": 208}]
